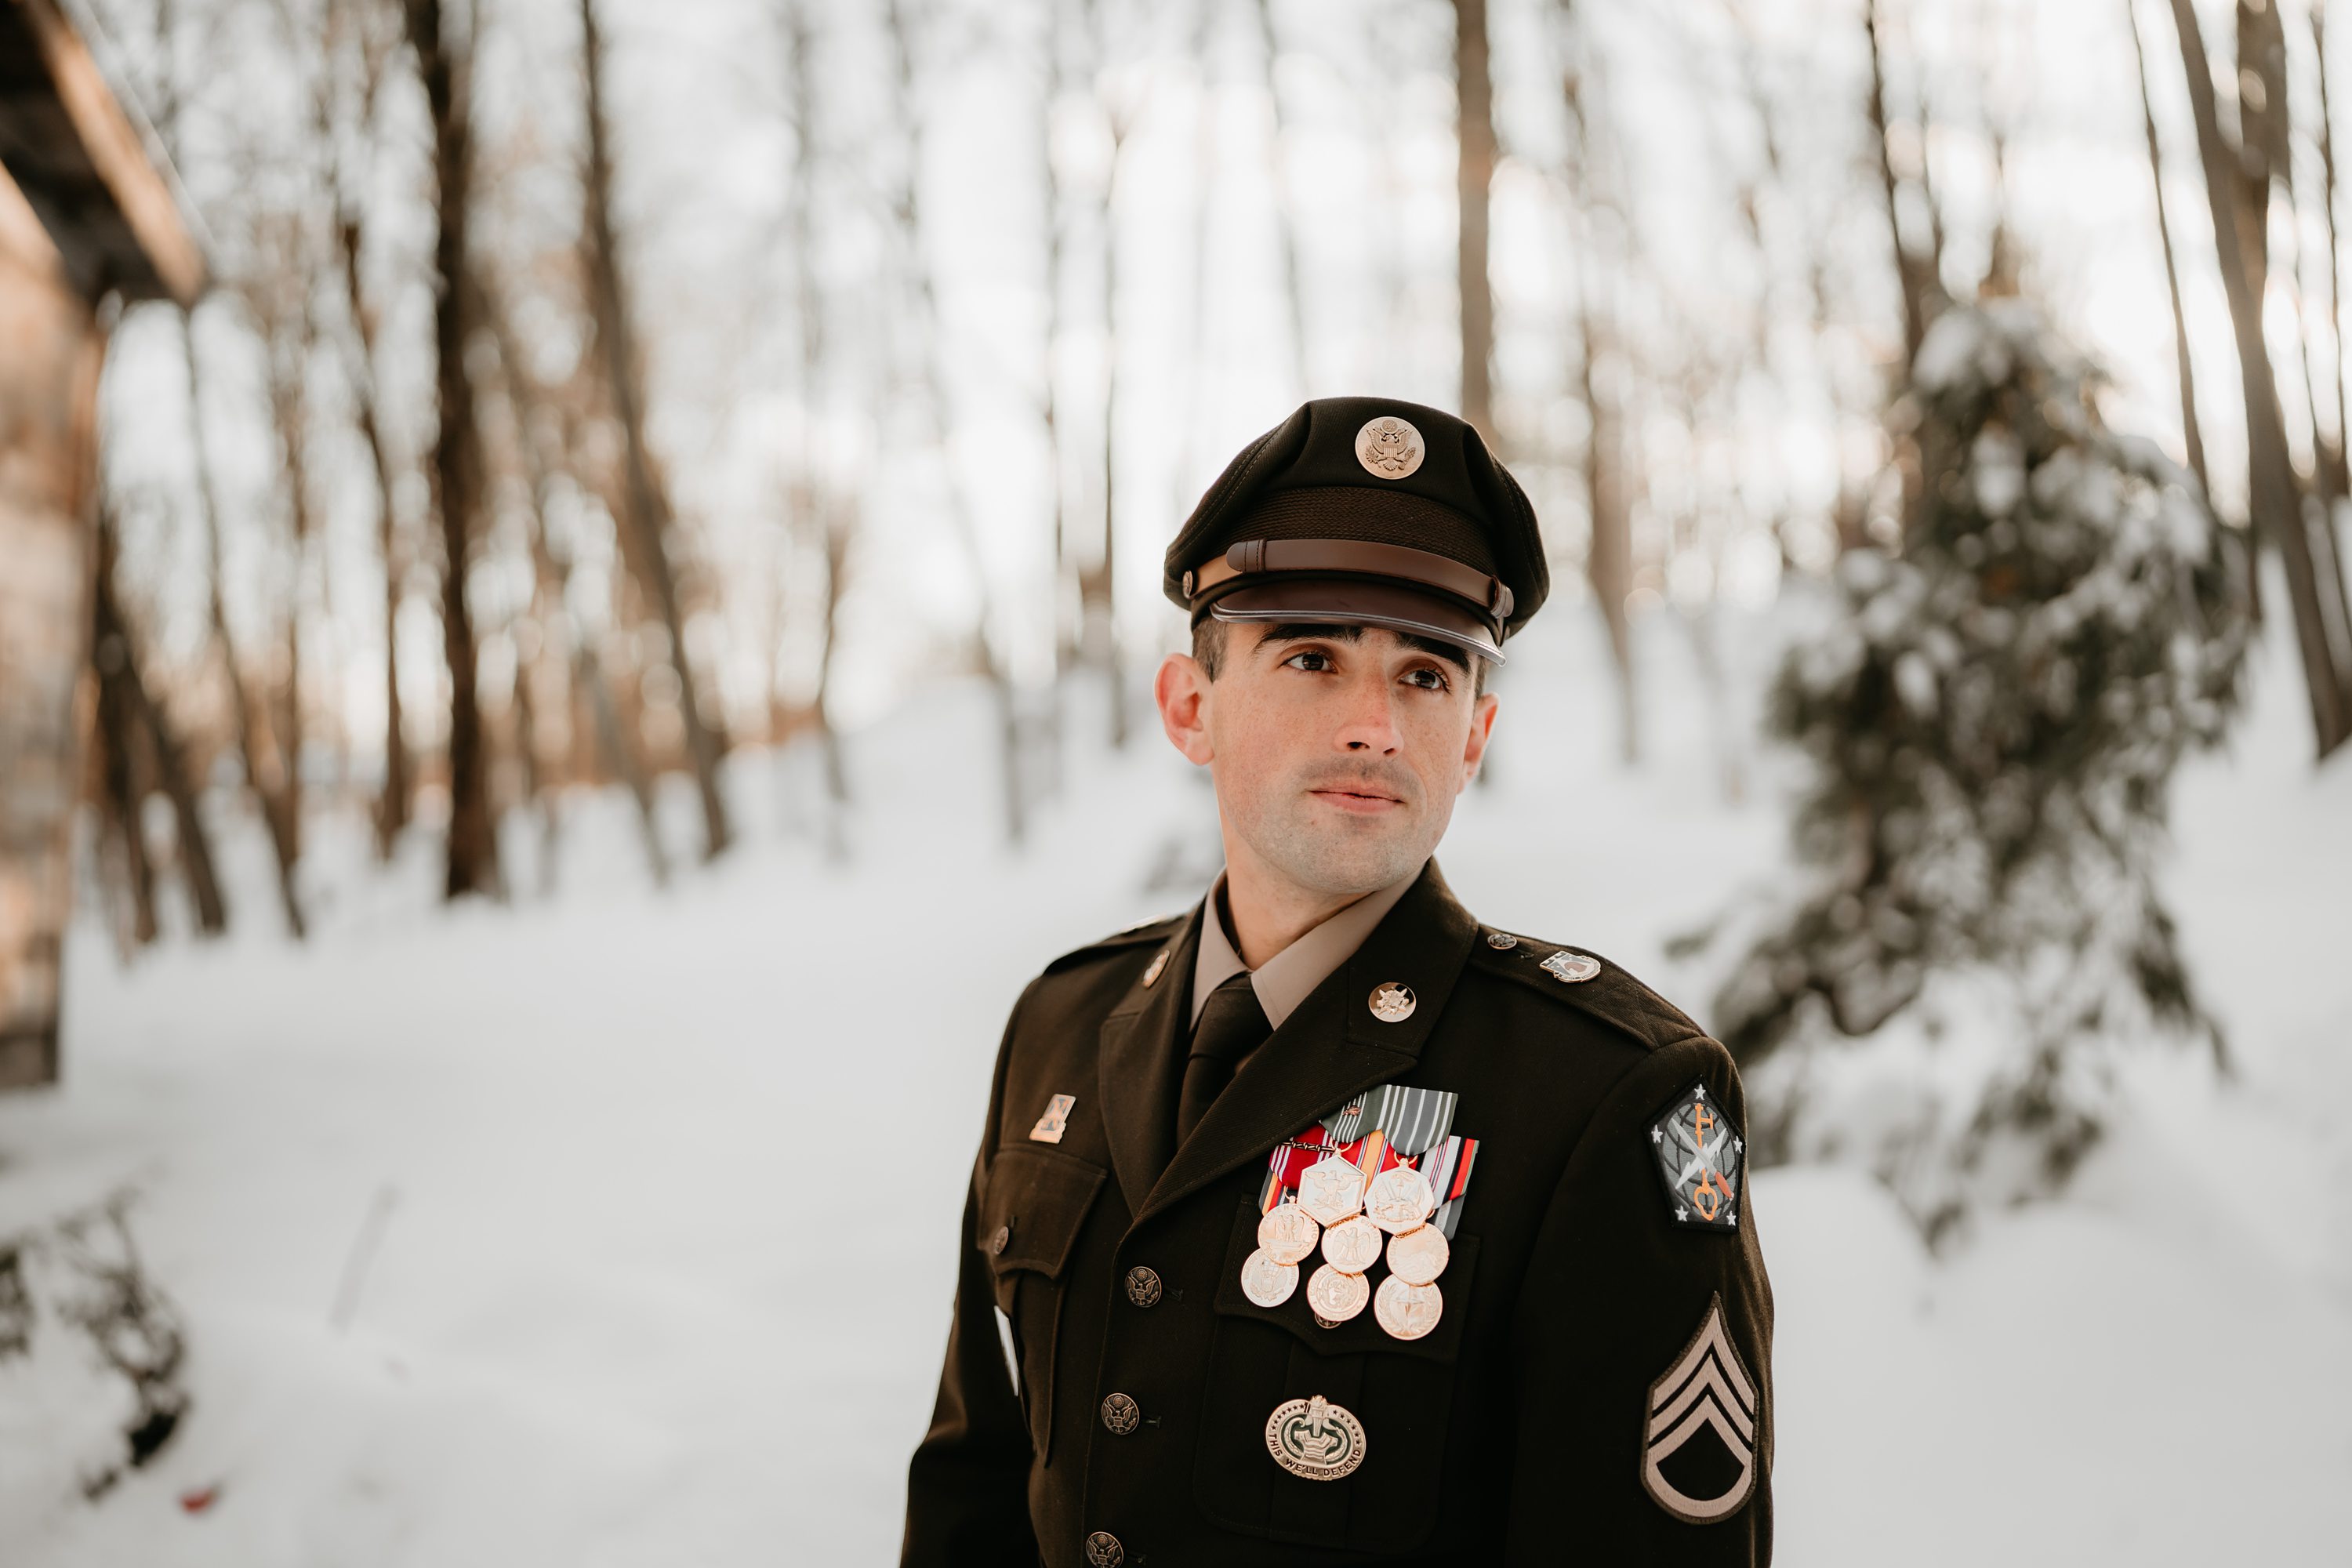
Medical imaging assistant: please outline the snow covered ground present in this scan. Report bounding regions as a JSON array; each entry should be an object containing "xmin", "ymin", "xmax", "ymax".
[{"xmin": 2, "ymin": 598, "xmax": 2346, "ymax": 1565}]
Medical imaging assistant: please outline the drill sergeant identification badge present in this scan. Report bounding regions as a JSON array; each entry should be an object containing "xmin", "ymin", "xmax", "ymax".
[
  {"xmin": 1650, "ymin": 1081, "xmax": 1744, "ymax": 1229},
  {"xmin": 1265, "ymin": 1394, "xmax": 1368, "ymax": 1481}
]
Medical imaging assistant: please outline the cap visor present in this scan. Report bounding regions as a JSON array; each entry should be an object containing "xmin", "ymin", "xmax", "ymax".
[{"xmin": 1207, "ymin": 579, "xmax": 1504, "ymax": 663}]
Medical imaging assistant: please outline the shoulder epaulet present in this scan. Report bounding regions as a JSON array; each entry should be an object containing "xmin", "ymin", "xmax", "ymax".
[
  {"xmin": 1465, "ymin": 928, "xmax": 1704, "ymax": 1051},
  {"xmin": 1040, "ymin": 912, "xmax": 1185, "ymax": 977}
]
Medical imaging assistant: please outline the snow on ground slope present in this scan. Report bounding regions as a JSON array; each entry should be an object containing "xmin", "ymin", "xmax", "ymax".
[{"xmin": 0, "ymin": 602, "xmax": 2344, "ymax": 1566}]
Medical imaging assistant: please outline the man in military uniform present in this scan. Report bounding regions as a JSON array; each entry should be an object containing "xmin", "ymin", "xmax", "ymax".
[{"xmin": 903, "ymin": 397, "xmax": 1773, "ymax": 1566}]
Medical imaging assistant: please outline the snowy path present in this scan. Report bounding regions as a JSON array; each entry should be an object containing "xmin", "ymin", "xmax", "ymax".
[{"xmin": 2, "ymin": 619, "xmax": 2346, "ymax": 1564}]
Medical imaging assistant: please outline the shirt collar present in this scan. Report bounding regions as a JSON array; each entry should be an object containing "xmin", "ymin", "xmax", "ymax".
[{"xmin": 1189, "ymin": 862, "xmax": 1425, "ymax": 1031}]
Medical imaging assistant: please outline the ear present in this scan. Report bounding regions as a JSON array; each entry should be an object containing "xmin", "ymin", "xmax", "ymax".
[
  {"xmin": 1459, "ymin": 690, "xmax": 1499, "ymax": 787},
  {"xmin": 1156, "ymin": 652, "xmax": 1216, "ymax": 767}
]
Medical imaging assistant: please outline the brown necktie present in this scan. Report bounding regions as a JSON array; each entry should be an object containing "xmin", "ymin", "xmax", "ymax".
[{"xmin": 1176, "ymin": 972, "xmax": 1271, "ymax": 1145}]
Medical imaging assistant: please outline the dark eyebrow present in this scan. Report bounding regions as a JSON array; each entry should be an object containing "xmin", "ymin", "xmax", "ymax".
[{"xmin": 1254, "ymin": 622, "xmax": 1470, "ymax": 674}]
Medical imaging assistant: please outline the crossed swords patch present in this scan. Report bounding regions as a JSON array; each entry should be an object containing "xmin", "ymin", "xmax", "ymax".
[{"xmin": 1650, "ymin": 1080, "xmax": 1744, "ymax": 1230}]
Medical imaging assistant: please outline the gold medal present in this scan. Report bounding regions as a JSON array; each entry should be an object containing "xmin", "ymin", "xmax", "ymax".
[
  {"xmin": 1385, "ymin": 1221, "xmax": 1449, "ymax": 1285},
  {"xmin": 1373, "ymin": 1274, "xmax": 1443, "ymax": 1341},
  {"xmin": 1257, "ymin": 1203, "xmax": 1321, "ymax": 1266},
  {"xmin": 1319, "ymin": 1214, "xmax": 1381, "ymax": 1273},
  {"xmin": 1296, "ymin": 1155, "xmax": 1368, "ymax": 1227},
  {"xmin": 1305, "ymin": 1263, "xmax": 1370, "ymax": 1323},
  {"xmin": 1364, "ymin": 1163, "xmax": 1437, "ymax": 1234},
  {"xmin": 1240, "ymin": 1247, "xmax": 1300, "ymax": 1308}
]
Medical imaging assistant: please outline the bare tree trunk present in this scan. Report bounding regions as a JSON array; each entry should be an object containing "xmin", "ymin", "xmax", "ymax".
[
  {"xmin": 578, "ymin": 0, "xmax": 732, "ymax": 861},
  {"xmin": 887, "ymin": 0, "xmax": 1028, "ymax": 840},
  {"xmin": 333, "ymin": 208, "xmax": 412, "ymax": 855},
  {"xmin": 95, "ymin": 499, "xmax": 227, "ymax": 936},
  {"xmin": 2165, "ymin": 0, "xmax": 2352, "ymax": 757},
  {"xmin": 253, "ymin": 282, "xmax": 322, "ymax": 935},
  {"xmin": 1864, "ymin": 0, "xmax": 1942, "ymax": 373},
  {"xmin": 2126, "ymin": 0, "xmax": 2209, "ymax": 494},
  {"xmin": 1454, "ymin": 0, "xmax": 1495, "ymax": 440},
  {"xmin": 782, "ymin": 0, "xmax": 851, "ymax": 844},
  {"xmin": 1560, "ymin": 18, "xmax": 1635, "ymax": 761},
  {"xmin": 180, "ymin": 318, "xmax": 309, "ymax": 938},
  {"xmin": 2319, "ymin": 8, "xmax": 2352, "ymax": 509},
  {"xmin": 404, "ymin": 0, "xmax": 499, "ymax": 894},
  {"xmin": 477, "ymin": 269, "xmax": 671, "ymax": 887},
  {"xmin": 1040, "ymin": 0, "xmax": 1076, "ymax": 677},
  {"xmin": 1098, "ymin": 114, "xmax": 1128, "ymax": 754},
  {"xmin": 93, "ymin": 510, "xmax": 159, "ymax": 949},
  {"xmin": 1251, "ymin": 0, "xmax": 1308, "ymax": 395}
]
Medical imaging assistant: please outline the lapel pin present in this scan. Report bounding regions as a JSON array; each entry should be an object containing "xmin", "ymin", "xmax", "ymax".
[
  {"xmin": 1029, "ymin": 1093, "xmax": 1076, "ymax": 1144},
  {"xmin": 1142, "ymin": 949, "xmax": 1170, "ymax": 986},
  {"xmin": 1368, "ymin": 982, "xmax": 1417, "ymax": 1023}
]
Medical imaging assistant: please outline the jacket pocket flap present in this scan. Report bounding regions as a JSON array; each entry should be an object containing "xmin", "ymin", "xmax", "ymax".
[
  {"xmin": 1210, "ymin": 1195, "xmax": 1475, "ymax": 1364},
  {"xmin": 981, "ymin": 1146, "xmax": 1107, "ymax": 1279}
]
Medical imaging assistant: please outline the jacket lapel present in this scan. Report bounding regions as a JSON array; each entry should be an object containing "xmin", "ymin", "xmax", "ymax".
[
  {"xmin": 1097, "ymin": 903, "xmax": 1203, "ymax": 1217},
  {"xmin": 1132, "ymin": 859, "xmax": 1479, "ymax": 1229}
]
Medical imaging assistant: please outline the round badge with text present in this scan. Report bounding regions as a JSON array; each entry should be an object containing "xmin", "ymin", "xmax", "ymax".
[{"xmin": 1265, "ymin": 1393, "xmax": 1368, "ymax": 1480}]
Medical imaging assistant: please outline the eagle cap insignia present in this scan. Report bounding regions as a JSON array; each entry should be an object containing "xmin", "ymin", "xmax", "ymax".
[
  {"xmin": 1354, "ymin": 416, "xmax": 1425, "ymax": 480},
  {"xmin": 1642, "ymin": 1294, "xmax": 1761, "ymax": 1523},
  {"xmin": 1650, "ymin": 1080, "xmax": 1744, "ymax": 1230},
  {"xmin": 1265, "ymin": 1393, "xmax": 1368, "ymax": 1480}
]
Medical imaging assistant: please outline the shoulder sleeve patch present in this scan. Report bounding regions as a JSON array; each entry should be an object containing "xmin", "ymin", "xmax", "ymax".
[
  {"xmin": 1642, "ymin": 1292, "xmax": 1761, "ymax": 1523},
  {"xmin": 1648, "ymin": 1080, "xmax": 1744, "ymax": 1231},
  {"xmin": 1465, "ymin": 934, "xmax": 1704, "ymax": 1051},
  {"xmin": 1040, "ymin": 913, "xmax": 1184, "ymax": 977}
]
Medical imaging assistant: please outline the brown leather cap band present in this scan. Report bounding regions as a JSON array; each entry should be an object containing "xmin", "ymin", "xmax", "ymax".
[{"xmin": 1182, "ymin": 538, "xmax": 1515, "ymax": 621}]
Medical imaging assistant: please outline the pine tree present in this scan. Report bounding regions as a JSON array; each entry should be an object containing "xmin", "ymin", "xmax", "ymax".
[{"xmin": 1704, "ymin": 301, "xmax": 2250, "ymax": 1233}]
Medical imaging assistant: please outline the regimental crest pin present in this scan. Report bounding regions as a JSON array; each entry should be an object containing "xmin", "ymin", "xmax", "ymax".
[
  {"xmin": 1650, "ymin": 1081, "xmax": 1744, "ymax": 1229},
  {"xmin": 1265, "ymin": 1393, "xmax": 1368, "ymax": 1481},
  {"xmin": 1541, "ymin": 948, "xmax": 1602, "ymax": 984},
  {"xmin": 1029, "ymin": 1093, "xmax": 1076, "ymax": 1144},
  {"xmin": 1354, "ymin": 416, "xmax": 1425, "ymax": 480},
  {"xmin": 1641, "ymin": 1294, "xmax": 1761, "ymax": 1523}
]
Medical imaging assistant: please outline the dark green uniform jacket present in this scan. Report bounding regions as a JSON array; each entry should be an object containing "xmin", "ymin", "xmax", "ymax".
[{"xmin": 904, "ymin": 861, "xmax": 1773, "ymax": 1566}]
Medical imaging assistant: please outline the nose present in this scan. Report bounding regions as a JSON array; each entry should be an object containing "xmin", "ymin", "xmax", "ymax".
[{"xmin": 1334, "ymin": 665, "xmax": 1402, "ymax": 755}]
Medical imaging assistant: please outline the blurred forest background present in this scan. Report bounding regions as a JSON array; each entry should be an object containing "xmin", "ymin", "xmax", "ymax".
[
  {"xmin": 64, "ymin": 0, "xmax": 2347, "ymax": 931},
  {"xmin": 2, "ymin": 0, "xmax": 2350, "ymax": 1558}
]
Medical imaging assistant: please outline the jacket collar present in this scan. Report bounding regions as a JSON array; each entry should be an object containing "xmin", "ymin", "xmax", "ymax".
[
  {"xmin": 1099, "ymin": 858, "xmax": 1479, "ymax": 1229},
  {"xmin": 1097, "ymin": 904, "xmax": 1202, "ymax": 1217}
]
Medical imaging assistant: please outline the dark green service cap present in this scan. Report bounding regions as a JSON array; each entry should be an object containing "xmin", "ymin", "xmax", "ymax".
[{"xmin": 1162, "ymin": 397, "xmax": 1548, "ymax": 662}]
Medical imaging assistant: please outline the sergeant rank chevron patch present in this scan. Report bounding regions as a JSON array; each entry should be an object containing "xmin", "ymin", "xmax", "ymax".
[{"xmin": 1640, "ymin": 1294, "xmax": 1761, "ymax": 1523}]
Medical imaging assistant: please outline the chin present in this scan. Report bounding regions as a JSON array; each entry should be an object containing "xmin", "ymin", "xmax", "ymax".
[{"xmin": 1265, "ymin": 819, "xmax": 1432, "ymax": 898}]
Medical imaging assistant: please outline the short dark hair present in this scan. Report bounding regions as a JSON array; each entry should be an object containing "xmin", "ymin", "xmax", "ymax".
[{"xmin": 1191, "ymin": 619, "xmax": 1490, "ymax": 697}]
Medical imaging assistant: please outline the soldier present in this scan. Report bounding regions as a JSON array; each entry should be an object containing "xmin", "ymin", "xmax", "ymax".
[{"xmin": 903, "ymin": 397, "xmax": 1773, "ymax": 1566}]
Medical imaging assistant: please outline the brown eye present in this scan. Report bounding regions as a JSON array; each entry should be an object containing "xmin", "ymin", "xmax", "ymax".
[{"xmin": 1284, "ymin": 650, "xmax": 1334, "ymax": 673}]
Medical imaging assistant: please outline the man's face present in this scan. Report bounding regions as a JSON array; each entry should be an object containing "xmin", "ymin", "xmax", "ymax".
[{"xmin": 1154, "ymin": 622, "xmax": 1500, "ymax": 899}]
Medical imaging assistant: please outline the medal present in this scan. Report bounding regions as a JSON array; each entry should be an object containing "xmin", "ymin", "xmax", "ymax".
[
  {"xmin": 1240, "ymin": 1248, "xmax": 1300, "ymax": 1308},
  {"xmin": 1296, "ymin": 1155, "xmax": 1368, "ymax": 1227},
  {"xmin": 1257, "ymin": 1201, "xmax": 1321, "ymax": 1265},
  {"xmin": 1385, "ymin": 1221, "xmax": 1449, "ymax": 1286},
  {"xmin": 1364, "ymin": 1163, "xmax": 1436, "ymax": 1233},
  {"xmin": 1373, "ymin": 1274, "xmax": 1443, "ymax": 1341},
  {"xmin": 1305, "ymin": 1263, "xmax": 1370, "ymax": 1323},
  {"xmin": 1319, "ymin": 1214, "xmax": 1381, "ymax": 1273}
]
